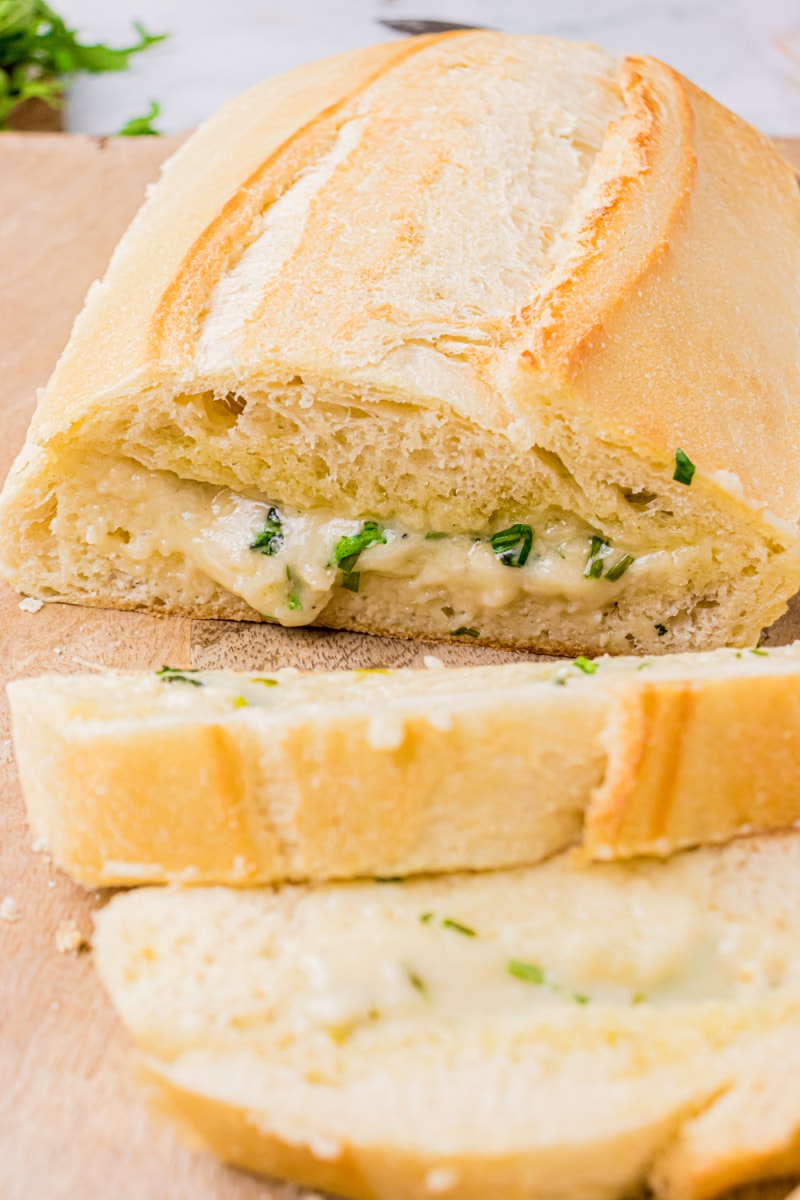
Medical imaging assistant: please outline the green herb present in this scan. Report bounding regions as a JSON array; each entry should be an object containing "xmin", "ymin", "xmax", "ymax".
[
  {"xmin": 419, "ymin": 911, "xmax": 434, "ymax": 923},
  {"xmin": 155, "ymin": 665, "xmax": 202, "ymax": 686},
  {"xmin": 508, "ymin": 959, "xmax": 545, "ymax": 985},
  {"xmin": 334, "ymin": 521, "xmax": 386, "ymax": 573},
  {"xmin": 425, "ymin": 531, "xmax": 450, "ymax": 540},
  {"xmin": 636, "ymin": 662, "xmax": 651, "ymax": 671},
  {"xmin": 117, "ymin": 99, "xmax": 160, "ymax": 136},
  {"xmin": 341, "ymin": 571, "xmax": 360, "ymax": 593},
  {"xmin": 286, "ymin": 566, "xmax": 301, "ymax": 611},
  {"xmin": 490, "ymin": 523, "xmax": 533, "ymax": 568},
  {"xmin": 406, "ymin": 967, "xmax": 430, "ymax": 1001},
  {"xmin": 573, "ymin": 992, "xmax": 590, "ymax": 1005},
  {"xmin": 232, "ymin": 695, "xmax": 248, "ymax": 708},
  {"xmin": 632, "ymin": 992, "xmax": 646, "ymax": 1005},
  {"xmin": 573, "ymin": 656, "xmax": 597, "ymax": 675},
  {"xmin": 450, "ymin": 627, "xmax": 480, "ymax": 638},
  {"xmin": 584, "ymin": 535, "xmax": 610, "ymax": 579},
  {"xmin": 251, "ymin": 507, "xmax": 283, "ymax": 556},
  {"xmin": 750, "ymin": 647, "xmax": 768, "ymax": 657},
  {"xmin": 252, "ymin": 677, "xmax": 279, "ymax": 687},
  {"xmin": 655, "ymin": 624, "xmax": 668, "ymax": 637},
  {"xmin": 605, "ymin": 553, "xmax": 635, "ymax": 582},
  {"xmin": 673, "ymin": 448, "xmax": 696, "ymax": 486},
  {"xmin": 442, "ymin": 918, "xmax": 477, "ymax": 938},
  {"xmin": 0, "ymin": 3, "xmax": 166, "ymax": 131},
  {"xmin": 374, "ymin": 875, "xmax": 405, "ymax": 884}
]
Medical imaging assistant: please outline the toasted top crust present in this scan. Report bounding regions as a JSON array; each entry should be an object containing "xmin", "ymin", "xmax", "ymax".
[{"xmin": 20, "ymin": 33, "xmax": 800, "ymax": 530}]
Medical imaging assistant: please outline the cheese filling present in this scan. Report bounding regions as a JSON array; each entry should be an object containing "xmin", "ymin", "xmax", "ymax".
[{"xmin": 76, "ymin": 460, "xmax": 702, "ymax": 626}]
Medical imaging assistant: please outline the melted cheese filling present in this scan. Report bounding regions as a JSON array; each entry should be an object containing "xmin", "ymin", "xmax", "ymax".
[{"xmin": 77, "ymin": 460, "xmax": 701, "ymax": 626}]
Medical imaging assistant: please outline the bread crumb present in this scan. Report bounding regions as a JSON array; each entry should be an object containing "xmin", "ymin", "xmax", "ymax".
[
  {"xmin": 366, "ymin": 714, "xmax": 406, "ymax": 751},
  {"xmin": 18, "ymin": 596, "xmax": 43, "ymax": 614},
  {"xmin": 55, "ymin": 919, "xmax": 90, "ymax": 954},
  {"xmin": 423, "ymin": 655, "xmax": 445, "ymax": 670},
  {"xmin": 31, "ymin": 836, "xmax": 50, "ymax": 854},
  {"xmin": 425, "ymin": 1167, "xmax": 457, "ymax": 1193},
  {"xmin": 1, "ymin": 896, "xmax": 20, "ymax": 922}
]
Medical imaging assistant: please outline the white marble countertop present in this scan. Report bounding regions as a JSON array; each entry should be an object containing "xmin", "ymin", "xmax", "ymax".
[{"xmin": 58, "ymin": 0, "xmax": 800, "ymax": 136}]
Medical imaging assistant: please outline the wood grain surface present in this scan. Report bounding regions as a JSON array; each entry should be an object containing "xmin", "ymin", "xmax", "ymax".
[{"xmin": 1, "ymin": 132, "xmax": 800, "ymax": 1200}]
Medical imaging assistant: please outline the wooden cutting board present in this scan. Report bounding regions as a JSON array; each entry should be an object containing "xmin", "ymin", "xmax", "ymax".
[{"xmin": 1, "ymin": 132, "xmax": 800, "ymax": 1200}]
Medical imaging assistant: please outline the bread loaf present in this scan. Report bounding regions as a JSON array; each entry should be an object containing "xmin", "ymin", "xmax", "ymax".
[
  {"xmin": 94, "ymin": 835, "xmax": 800, "ymax": 1200},
  {"xmin": 12, "ymin": 643, "xmax": 800, "ymax": 886},
  {"xmin": 1, "ymin": 34, "xmax": 799, "ymax": 653}
]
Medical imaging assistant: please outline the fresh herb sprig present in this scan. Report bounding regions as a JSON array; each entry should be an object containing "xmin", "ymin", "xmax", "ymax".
[
  {"xmin": 251, "ymin": 507, "xmax": 284, "ymax": 556},
  {"xmin": 155, "ymin": 665, "xmax": 203, "ymax": 686},
  {"xmin": 490, "ymin": 523, "xmax": 533, "ymax": 568},
  {"xmin": 0, "ymin": 2, "xmax": 166, "ymax": 131},
  {"xmin": 118, "ymin": 99, "xmax": 160, "ymax": 136}
]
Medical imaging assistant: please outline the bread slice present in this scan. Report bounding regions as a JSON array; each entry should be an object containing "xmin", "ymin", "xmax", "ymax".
[
  {"xmin": 12, "ymin": 642, "xmax": 800, "ymax": 886},
  {"xmin": 94, "ymin": 834, "xmax": 800, "ymax": 1200},
  {"xmin": 1, "ymin": 34, "xmax": 799, "ymax": 654}
]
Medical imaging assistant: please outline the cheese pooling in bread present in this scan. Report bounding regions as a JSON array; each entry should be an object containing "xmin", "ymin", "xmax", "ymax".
[{"xmin": 2, "ymin": 33, "xmax": 800, "ymax": 653}]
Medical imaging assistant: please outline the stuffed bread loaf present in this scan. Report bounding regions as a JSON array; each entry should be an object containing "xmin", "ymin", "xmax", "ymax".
[
  {"xmin": 94, "ymin": 834, "xmax": 800, "ymax": 1200},
  {"xmin": 0, "ymin": 34, "xmax": 799, "ymax": 653},
  {"xmin": 12, "ymin": 643, "xmax": 800, "ymax": 886}
]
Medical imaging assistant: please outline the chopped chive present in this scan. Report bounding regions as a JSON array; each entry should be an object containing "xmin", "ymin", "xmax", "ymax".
[
  {"xmin": 490, "ymin": 523, "xmax": 534, "ymax": 568},
  {"xmin": 632, "ymin": 992, "xmax": 646, "ymax": 1005},
  {"xmin": 750, "ymin": 647, "xmax": 768, "ymax": 657},
  {"xmin": 155, "ymin": 666, "xmax": 203, "ymax": 686},
  {"xmin": 584, "ymin": 535, "xmax": 611, "ymax": 579},
  {"xmin": 636, "ymin": 662, "xmax": 651, "ymax": 670},
  {"xmin": 442, "ymin": 918, "xmax": 477, "ymax": 938},
  {"xmin": 406, "ymin": 967, "xmax": 430, "ymax": 1001},
  {"xmin": 232, "ymin": 696, "xmax": 248, "ymax": 708},
  {"xmin": 342, "ymin": 571, "xmax": 360, "ymax": 593},
  {"xmin": 655, "ymin": 624, "xmax": 668, "ymax": 637},
  {"xmin": 573, "ymin": 656, "xmax": 598, "ymax": 675},
  {"xmin": 425, "ymin": 531, "xmax": 450, "ymax": 540},
  {"xmin": 334, "ymin": 521, "xmax": 386, "ymax": 573},
  {"xmin": 419, "ymin": 911, "xmax": 434, "ymax": 923},
  {"xmin": 252, "ymin": 677, "xmax": 279, "ymax": 686},
  {"xmin": 287, "ymin": 594, "xmax": 302, "ymax": 611},
  {"xmin": 573, "ymin": 993, "xmax": 590, "ymax": 1005},
  {"xmin": 450, "ymin": 627, "xmax": 480, "ymax": 638},
  {"xmin": 673, "ymin": 449, "xmax": 696, "ymax": 486},
  {"xmin": 374, "ymin": 875, "xmax": 406, "ymax": 884},
  {"xmin": 250, "ymin": 506, "xmax": 284, "ymax": 556},
  {"xmin": 605, "ymin": 553, "xmax": 635, "ymax": 582},
  {"xmin": 508, "ymin": 959, "xmax": 545, "ymax": 985}
]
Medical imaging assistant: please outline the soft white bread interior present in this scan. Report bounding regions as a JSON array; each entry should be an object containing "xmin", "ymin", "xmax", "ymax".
[
  {"xmin": 1, "ymin": 34, "xmax": 799, "ymax": 654},
  {"xmin": 94, "ymin": 835, "xmax": 800, "ymax": 1200},
  {"xmin": 12, "ymin": 643, "xmax": 800, "ymax": 886}
]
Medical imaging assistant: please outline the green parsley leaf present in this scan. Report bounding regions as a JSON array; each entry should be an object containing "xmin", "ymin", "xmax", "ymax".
[
  {"xmin": 250, "ymin": 507, "xmax": 283, "ymax": 556},
  {"xmin": 341, "ymin": 570, "xmax": 360, "ymax": 593},
  {"xmin": 450, "ymin": 627, "xmax": 480, "ymax": 638},
  {"xmin": 155, "ymin": 665, "xmax": 203, "ymax": 686},
  {"xmin": 406, "ymin": 966, "xmax": 430, "ymax": 1001},
  {"xmin": 0, "ymin": 4, "xmax": 166, "ymax": 131},
  {"xmin": 604, "ymin": 553, "xmax": 635, "ymax": 582},
  {"xmin": 117, "ymin": 99, "xmax": 160, "ymax": 136},
  {"xmin": 334, "ymin": 521, "xmax": 386, "ymax": 573},
  {"xmin": 490, "ymin": 523, "xmax": 533, "ymax": 568},
  {"xmin": 673, "ymin": 448, "xmax": 696, "ymax": 486},
  {"xmin": 442, "ymin": 918, "xmax": 477, "ymax": 938},
  {"xmin": 584, "ymin": 535, "xmax": 611, "ymax": 579},
  {"xmin": 573, "ymin": 656, "xmax": 598, "ymax": 675},
  {"xmin": 508, "ymin": 959, "xmax": 545, "ymax": 984}
]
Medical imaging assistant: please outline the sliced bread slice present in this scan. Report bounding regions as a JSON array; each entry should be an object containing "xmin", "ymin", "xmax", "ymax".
[
  {"xmin": 11, "ymin": 643, "xmax": 800, "ymax": 885},
  {"xmin": 94, "ymin": 835, "xmax": 800, "ymax": 1200}
]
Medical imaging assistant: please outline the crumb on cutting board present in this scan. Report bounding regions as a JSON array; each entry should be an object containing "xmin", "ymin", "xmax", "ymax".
[
  {"xmin": 55, "ymin": 919, "xmax": 90, "ymax": 954},
  {"xmin": 18, "ymin": 596, "xmax": 43, "ymax": 613}
]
